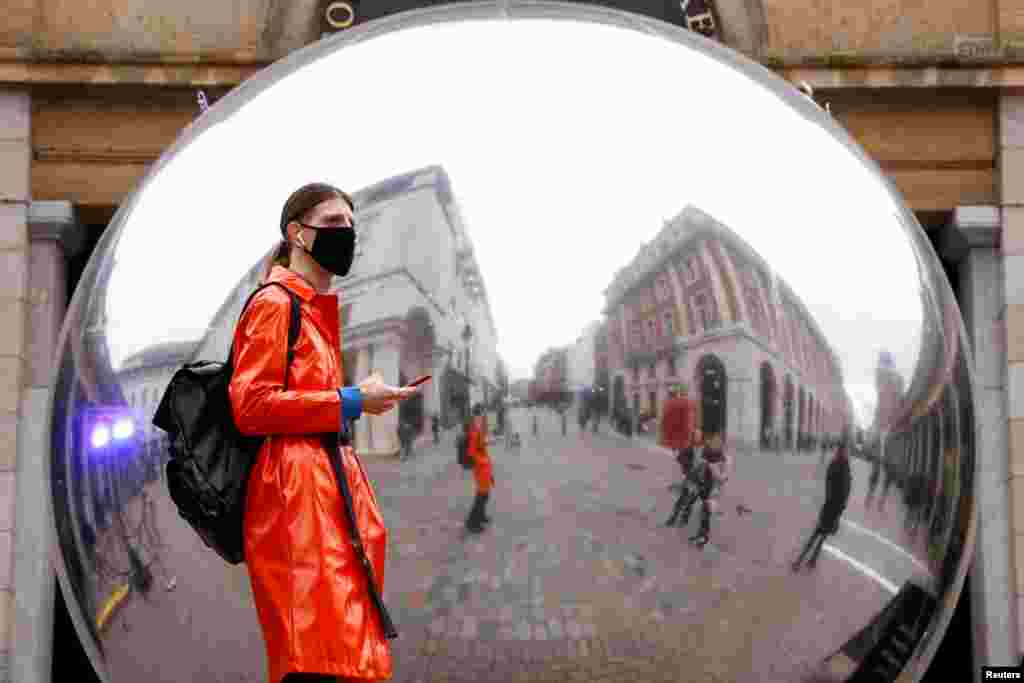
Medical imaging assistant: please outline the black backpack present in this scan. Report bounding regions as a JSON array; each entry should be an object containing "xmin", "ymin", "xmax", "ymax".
[
  {"xmin": 456, "ymin": 432, "xmax": 473, "ymax": 469},
  {"xmin": 152, "ymin": 282, "xmax": 301, "ymax": 564}
]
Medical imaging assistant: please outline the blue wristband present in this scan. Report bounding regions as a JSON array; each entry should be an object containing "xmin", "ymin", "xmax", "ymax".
[{"xmin": 339, "ymin": 386, "xmax": 363, "ymax": 422}]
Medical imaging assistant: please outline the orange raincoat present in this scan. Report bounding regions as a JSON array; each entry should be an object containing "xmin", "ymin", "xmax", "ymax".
[
  {"xmin": 468, "ymin": 416, "xmax": 494, "ymax": 494},
  {"xmin": 229, "ymin": 266, "xmax": 391, "ymax": 683}
]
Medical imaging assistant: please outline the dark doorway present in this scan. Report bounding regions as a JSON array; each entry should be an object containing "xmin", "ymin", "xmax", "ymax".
[
  {"xmin": 613, "ymin": 375, "xmax": 626, "ymax": 416},
  {"xmin": 784, "ymin": 377, "xmax": 795, "ymax": 448},
  {"xmin": 697, "ymin": 355, "xmax": 727, "ymax": 436},
  {"xmin": 760, "ymin": 362, "xmax": 776, "ymax": 449},
  {"xmin": 798, "ymin": 387, "xmax": 806, "ymax": 450}
]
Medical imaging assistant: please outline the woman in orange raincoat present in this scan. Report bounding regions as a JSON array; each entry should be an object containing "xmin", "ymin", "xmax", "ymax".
[
  {"xmin": 229, "ymin": 183, "xmax": 418, "ymax": 683},
  {"xmin": 464, "ymin": 403, "xmax": 494, "ymax": 533}
]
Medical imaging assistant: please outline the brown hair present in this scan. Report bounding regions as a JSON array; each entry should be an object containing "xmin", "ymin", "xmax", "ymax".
[{"xmin": 268, "ymin": 182, "xmax": 355, "ymax": 276}]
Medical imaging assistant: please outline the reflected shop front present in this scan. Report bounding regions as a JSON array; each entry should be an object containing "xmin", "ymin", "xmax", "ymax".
[{"xmin": 46, "ymin": 3, "xmax": 976, "ymax": 683}]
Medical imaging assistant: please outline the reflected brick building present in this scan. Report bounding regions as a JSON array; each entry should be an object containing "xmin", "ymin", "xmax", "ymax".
[
  {"xmin": 601, "ymin": 205, "xmax": 852, "ymax": 451},
  {"xmin": 532, "ymin": 347, "xmax": 569, "ymax": 403},
  {"xmin": 875, "ymin": 350, "xmax": 906, "ymax": 436}
]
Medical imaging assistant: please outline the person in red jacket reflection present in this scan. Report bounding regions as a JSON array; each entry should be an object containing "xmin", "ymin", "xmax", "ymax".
[
  {"xmin": 465, "ymin": 403, "xmax": 495, "ymax": 533},
  {"xmin": 229, "ymin": 183, "xmax": 419, "ymax": 683},
  {"xmin": 660, "ymin": 384, "xmax": 699, "ymax": 527}
]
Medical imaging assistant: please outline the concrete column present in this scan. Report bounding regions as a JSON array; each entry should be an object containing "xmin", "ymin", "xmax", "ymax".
[
  {"xmin": 426, "ymin": 352, "xmax": 444, "ymax": 423},
  {"xmin": 13, "ymin": 202, "xmax": 84, "ymax": 683},
  {"xmin": 353, "ymin": 346, "xmax": 372, "ymax": 454},
  {"xmin": 367, "ymin": 341, "xmax": 400, "ymax": 457},
  {"xmin": 726, "ymin": 374, "xmax": 755, "ymax": 453},
  {"xmin": 0, "ymin": 89, "xmax": 31, "ymax": 683},
  {"xmin": 940, "ymin": 204, "xmax": 1013, "ymax": 672}
]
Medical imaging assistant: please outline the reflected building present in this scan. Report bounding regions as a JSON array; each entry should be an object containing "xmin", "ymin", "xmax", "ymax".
[
  {"xmin": 510, "ymin": 378, "xmax": 531, "ymax": 402},
  {"xmin": 871, "ymin": 251, "xmax": 970, "ymax": 589},
  {"xmin": 875, "ymin": 350, "xmax": 906, "ymax": 436},
  {"xmin": 337, "ymin": 165, "xmax": 500, "ymax": 452},
  {"xmin": 601, "ymin": 205, "xmax": 852, "ymax": 452},
  {"xmin": 566, "ymin": 321, "xmax": 600, "ymax": 393},
  {"xmin": 117, "ymin": 341, "xmax": 195, "ymax": 475},
  {"xmin": 532, "ymin": 347, "xmax": 569, "ymax": 404}
]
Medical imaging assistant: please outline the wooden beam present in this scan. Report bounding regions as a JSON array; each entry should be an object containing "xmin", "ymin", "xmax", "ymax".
[
  {"xmin": 885, "ymin": 168, "xmax": 997, "ymax": 211},
  {"xmin": 32, "ymin": 159, "xmax": 149, "ymax": 208}
]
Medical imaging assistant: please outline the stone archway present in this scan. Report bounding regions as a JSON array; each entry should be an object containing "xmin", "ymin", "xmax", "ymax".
[
  {"xmin": 760, "ymin": 362, "xmax": 776, "ymax": 449},
  {"xmin": 697, "ymin": 354, "xmax": 727, "ymax": 437}
]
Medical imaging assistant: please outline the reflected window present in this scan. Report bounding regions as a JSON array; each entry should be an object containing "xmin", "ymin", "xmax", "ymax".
[
  {"xmin": 695, "ymin": 293, "xmax": 715, "ymax": 331},
  {"xmin": 668, "ymin": 356, "xmax": 677, "ymax": 376},
  {"xmin": 633, "ymin": 365, "xmax": 639, "ymax": 382},
  {"xmin": 656, "ymin": 276, "xmax": 670, "ymax": 302},
  {"xmin": 648, "ymin": 363, "xmax": 655, "ymax": 379},
  {"xmin": 664, "ymin": 312, "xmax": 673, "ymax": 337},
  {"xmin": 648, "ymin": 319, "xmax": 656, "ymax": 340},
  {"xmin": 631, "ymin": 320, "xmax": 643, "ymax": 347}
]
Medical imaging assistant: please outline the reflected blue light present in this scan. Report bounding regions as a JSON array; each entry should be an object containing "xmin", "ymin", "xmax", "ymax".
[
  {"xmin": 112, "ymin": 418, "xmax": 135, "ymax": 440},
  {"xmin": 90, "ymin": 425, "xmax": 111, "ymax": 450}
]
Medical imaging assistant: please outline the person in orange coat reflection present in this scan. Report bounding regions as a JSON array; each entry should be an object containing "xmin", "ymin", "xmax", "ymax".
[
  {"xmin": 229, "ymin": 183, "xmax": 419, "ymax": 683},
  {"xmin": 660, "ymin": 384, "xmax": 698, "ymax": 527},
  {"xmin": 465, "ymin": 403, "xmax": 495, "ymax": 533}
]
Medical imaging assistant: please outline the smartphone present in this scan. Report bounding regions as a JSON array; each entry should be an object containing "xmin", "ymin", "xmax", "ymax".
[{"xmin": 405, "ymin": 374, "xmax": 432, "ymax": 388}]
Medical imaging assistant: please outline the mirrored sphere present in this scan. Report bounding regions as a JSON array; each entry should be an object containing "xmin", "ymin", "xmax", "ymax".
[{"xmin": 47, "ymin": 4, "xmax": 977, "ymax": 682}]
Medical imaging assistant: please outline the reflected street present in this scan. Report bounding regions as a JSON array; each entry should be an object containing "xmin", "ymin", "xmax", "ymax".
[{"xmin": 365, "ymin": 408, "xmax": 930, "ymax": 683}]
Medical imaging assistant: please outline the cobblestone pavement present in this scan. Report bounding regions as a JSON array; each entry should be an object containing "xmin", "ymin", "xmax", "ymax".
[{"xmin": 360, "ymin": 408, "xmax": 920, "ymax": 683}]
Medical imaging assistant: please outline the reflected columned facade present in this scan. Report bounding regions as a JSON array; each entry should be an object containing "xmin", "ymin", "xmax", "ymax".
[{"xmin": 601, "ymin": 205, "xmax": 853, "ymax": 451}]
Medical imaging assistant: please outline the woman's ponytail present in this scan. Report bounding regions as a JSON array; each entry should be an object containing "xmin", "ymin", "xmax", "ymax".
[{"xmin": 261, "ymin": 239, "xmax": 291, "ymax": 282}]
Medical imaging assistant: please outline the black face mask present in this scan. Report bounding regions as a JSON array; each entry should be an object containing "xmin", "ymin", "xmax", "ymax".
[{"xmin": 295, "ymin": 222, "xmax": 356, "ymax": 277}]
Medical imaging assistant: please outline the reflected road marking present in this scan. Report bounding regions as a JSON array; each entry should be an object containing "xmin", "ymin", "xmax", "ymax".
[
  {"xmin": 824, "ymin": 544, "xmax": 900, "ymax": 594},
  {"xmin": 841, "ymin": 519, "xmax": 932, "ymax": 575}
]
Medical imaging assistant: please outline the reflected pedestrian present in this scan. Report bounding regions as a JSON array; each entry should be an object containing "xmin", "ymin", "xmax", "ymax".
[
  {"xmin": 432, "ymin": 415, "xmax": 440, "ymax": 445},
  {"xmin": 398, "ymin": 419, "xmax": 415, "ymax": 461},
  {"xmin": 465, "ymin": 403, "xmax": 494, "ymax": 533},
  {"xmin": 793, "ymin": 441, "xmax": 852, "ymax": 571},
  {"xmin": 689, "ymin": 432, "xmax": 731, "ymax": 547},
  {"xmin": 878, "ymin": 448, "xmax": 898, "ymax": 512},
  {"xmin": 865, "ymin": 445, "xmax": 882, "ymax": 507},
  {"xmin": 661, "ymin": 384, "xmax": 699, "ymax": 526}
]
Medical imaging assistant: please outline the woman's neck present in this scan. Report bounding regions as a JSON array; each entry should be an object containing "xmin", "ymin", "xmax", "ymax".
[{"xmin": 288, "ymin": 250, "xmax": 332, "ymax": 294}]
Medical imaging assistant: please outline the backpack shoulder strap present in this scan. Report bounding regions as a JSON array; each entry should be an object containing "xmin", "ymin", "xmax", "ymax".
[
  {"xmin": 283, "ymin": 289, "xmax": 301, "ymax": 391},
  {"xmin": 230, "ymin": 282, "xmax": 303, "ymax": 390}
]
